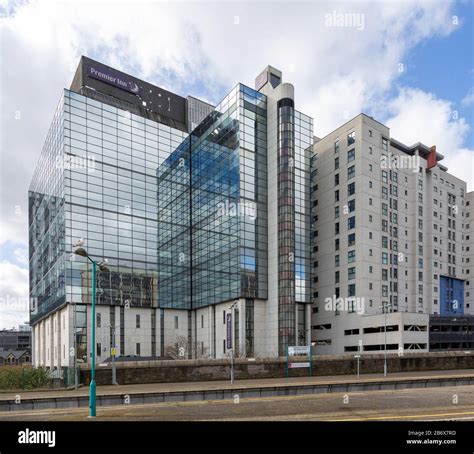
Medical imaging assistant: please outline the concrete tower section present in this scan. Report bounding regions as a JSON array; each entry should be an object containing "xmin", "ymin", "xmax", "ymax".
[{"xmin": 257, "ymin": 66, "xmax": 313, "ymax": 356}]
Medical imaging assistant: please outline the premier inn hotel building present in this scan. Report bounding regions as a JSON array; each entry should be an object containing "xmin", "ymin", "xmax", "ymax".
[{"xmin": 29, "ymin": 57, "xmax": 313, "ymax": 367}]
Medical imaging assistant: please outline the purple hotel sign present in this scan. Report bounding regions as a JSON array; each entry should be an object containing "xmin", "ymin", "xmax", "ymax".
[
  {"xmin": 87, "ymin": 65, "xmax": 141, "ymax": 95},
  {"xmin": 226, "ymin": 313, "xmax": 232, "ymax": 349}
]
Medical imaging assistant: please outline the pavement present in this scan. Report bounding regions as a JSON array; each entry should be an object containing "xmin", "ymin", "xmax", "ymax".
[
  {"xmin": 2, "ymin": 384, "xmax": 474, "ymax": 421},
  {"xmin": 1, "ymin": 368, "xmax": 473, "ymax": 401}
]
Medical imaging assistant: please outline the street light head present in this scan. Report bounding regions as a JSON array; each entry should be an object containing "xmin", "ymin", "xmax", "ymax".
[
  {"xmin": 74, "ymin": 247, "xmax": 88, "ymax": 258},
  {"xmin": 98, "ymin": 261, "xmax": 109, "ymax": 272}
]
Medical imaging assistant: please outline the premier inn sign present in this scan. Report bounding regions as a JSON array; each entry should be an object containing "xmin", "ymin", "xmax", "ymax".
[{"xmin": 87, "ymin": 65, "xmax": 141, "ymax": 95}]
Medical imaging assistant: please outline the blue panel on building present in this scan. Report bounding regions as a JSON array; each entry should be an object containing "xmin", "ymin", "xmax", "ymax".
[{"xmin": 439, "ymin": 276, "xmax": 465, "ymax": 315}]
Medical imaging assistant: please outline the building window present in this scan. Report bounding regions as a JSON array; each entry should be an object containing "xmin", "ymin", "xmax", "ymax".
[
  {"xmin": 382, "ymin": 137, "xmax": 388, "ymax": 151},
  {"xmin": 347, "ymin": 148, "xmax": 355, "ymax": 162},
  {"xmin": 335, "ymin": 157, "xmax": 339, "ymax": 169},
  {"xmin": 347, "ymin": 131, "xmax": 355, "ymax": 145},
  {"xmin": 348, "ymin": 165, "xmax": 355, "ymax": 179},
  {"xmin": 348, "ymin": 182, "xmax": 355, "ymax": 196},
  {"xmin": 136, "ymin": 343, "xmax": 141, "ymax": 356},
  {"xmin": 348, "ymin": 199, "xmax": 355, "ymax": 212},
  {"xmin": 97, "ymin": 343, "xmax": 101, "ymax": 357},
  {"xmin": 136, "ymin": 314, "xmax": 140, "ymax": 329},
  {"xmin": 97, "ymin": 313, "xmax": 101, "ymax": 328},
  {"xmin": 348, "ymin": 267, "xmax": 356, "ymax": 280},
  {"xmin": 348, "ymin": 250, "xmax": 356, "ymax": 263},
  {"xmin": 348, "ymin": 216, "xmax": 355, "ymax": 230},
  {"xmin": 334, "ymin": 138, "xmax": 339, "ymax": 153},
  {"xmin": 201, "ymin": 315, "xmax": 204, "ymax": 329},
  {"xmin": 348, "ymin": 233, "xmax": 356, "ymax": 246},
  {"xmin": 174, "ymin": 316, "xmax": 179, "ymax": 330},
  {"xmin": 348, "ymin": 284, "xmax": 356, "ymax": 297}
]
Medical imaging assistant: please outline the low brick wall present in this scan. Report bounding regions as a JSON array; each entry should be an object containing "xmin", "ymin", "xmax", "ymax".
[{"xmin": 80, "ymin": 352, "xmax": 474, "ymax": 386}]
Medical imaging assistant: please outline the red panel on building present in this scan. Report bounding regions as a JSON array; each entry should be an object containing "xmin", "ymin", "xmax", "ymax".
[{"xmin": 427, "ymin": 145, "xmax": 437, "ymax": 170}]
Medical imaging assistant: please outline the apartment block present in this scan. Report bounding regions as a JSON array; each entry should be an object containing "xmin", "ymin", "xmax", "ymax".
[{"xmin": 310, "ymin": 113, "xmax": 470, "ymax": 355}]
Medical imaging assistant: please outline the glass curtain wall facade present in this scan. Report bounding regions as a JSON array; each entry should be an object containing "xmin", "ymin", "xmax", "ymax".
[
  {"xmin": 29, "ymin": 97, "xmax": 66, "ymax": 324},
  {"xmin": 277, "ymin": 98, "xmax": 296, "ymax": 354},
  {"xmin": 157, "ymin": 84, "xmax": 268, "ymax": 309},
  {"xmin": 276, "ymin": 101, "xmax": 313, "ymax": 354},
  {"xmin": 29, "ymin": 88, "xmax": 188, "ymax": 349},
  {"xmin": 294, "ymin": 110, "xmax": 313, "ymax": 305}
]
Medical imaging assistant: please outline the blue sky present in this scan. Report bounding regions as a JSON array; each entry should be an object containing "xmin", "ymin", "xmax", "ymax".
[
  {"xmin": 395, "ymin": 1, "xmax": 474, "ymax": 146},
  {"xmin": 0, "ymin": 0, "xmax": 473, "ymax": 329}
]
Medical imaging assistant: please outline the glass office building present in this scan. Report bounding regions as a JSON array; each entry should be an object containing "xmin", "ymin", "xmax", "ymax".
[
  {"xmin": 157, "ymin": 67, "xmax": 313, "ymax": 358},
  {"xmin": 29, "ymin": 88, "xmax": 189, "ymax": 366},
  {"xmin": 29, "ymin": 58, "xmax": 313, "ymax": 365},
  {"xmin": 157, "ymin": 84, "xmax": 268, "ymax": 309}
]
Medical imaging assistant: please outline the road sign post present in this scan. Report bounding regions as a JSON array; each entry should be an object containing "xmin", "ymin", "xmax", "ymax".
[
  {"xmin": 286, "ymin": 345, "xmax": 312, "ymax": 377},
  {"xmin": 226, "ymin": 313, "xmax": 234, "ymax": 384}
]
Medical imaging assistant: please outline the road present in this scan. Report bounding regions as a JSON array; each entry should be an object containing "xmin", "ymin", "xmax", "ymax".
[{"xmin": 2, "ymin": 385, "xmax": 474, "ymax": 421}]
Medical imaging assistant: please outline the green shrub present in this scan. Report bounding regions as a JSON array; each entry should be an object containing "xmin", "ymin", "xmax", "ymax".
[{"xmin": 0, "ymin": 366, "xmax": 49, "ymax": 390}]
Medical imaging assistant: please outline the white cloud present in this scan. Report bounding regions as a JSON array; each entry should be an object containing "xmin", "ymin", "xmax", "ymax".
[
  {"xmin": 13, "ymin": 246, "xmax": 28, "ymax": 267},
  {"xmin": 0, "ymin": 0, "xmax": 471, "ymax": 272},
  {"xmin": 386, "ymin": 87, "xmax": 474, "ymax": 191},
  {"xmin": 461, "ymin": 87, "xmax": 474, "ymax": 107},
  {"xmin": 0, "ymin": 261, "xmax": 29, "ymax": 329}
]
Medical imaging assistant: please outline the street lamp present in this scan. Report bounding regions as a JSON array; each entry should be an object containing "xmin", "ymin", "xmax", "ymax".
[
  {"xmin": 73, "ymin": 239, "xmax": 109, "ymax": 417},
  {"xmin": 379, "ymin": 301, "xmax": 392, "ymax": 377}
]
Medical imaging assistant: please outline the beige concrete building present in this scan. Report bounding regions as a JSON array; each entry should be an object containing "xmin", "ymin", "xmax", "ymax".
[{"xmin": 310, "ymin": 113, "xmax": 470, "ymax": 355}]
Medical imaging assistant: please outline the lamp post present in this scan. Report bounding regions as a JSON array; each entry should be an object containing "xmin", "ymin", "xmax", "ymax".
[
  {"xmin": 379, "ymin": 301, "xmax": 392, "ymax": 377},
  {"xmin": 73, "ymin": 239, "xmax": 109, "ymax": 417}
]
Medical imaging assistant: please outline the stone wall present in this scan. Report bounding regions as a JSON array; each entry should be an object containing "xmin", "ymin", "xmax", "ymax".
[{"xmin": 80, "ymin": 352, "xmax": 474, "ymax": 385}]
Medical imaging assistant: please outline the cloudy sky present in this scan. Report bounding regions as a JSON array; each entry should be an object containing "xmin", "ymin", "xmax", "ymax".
[{"xmin": 0, "ymin": 0, "xmax": 473, "ymax": 329}]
